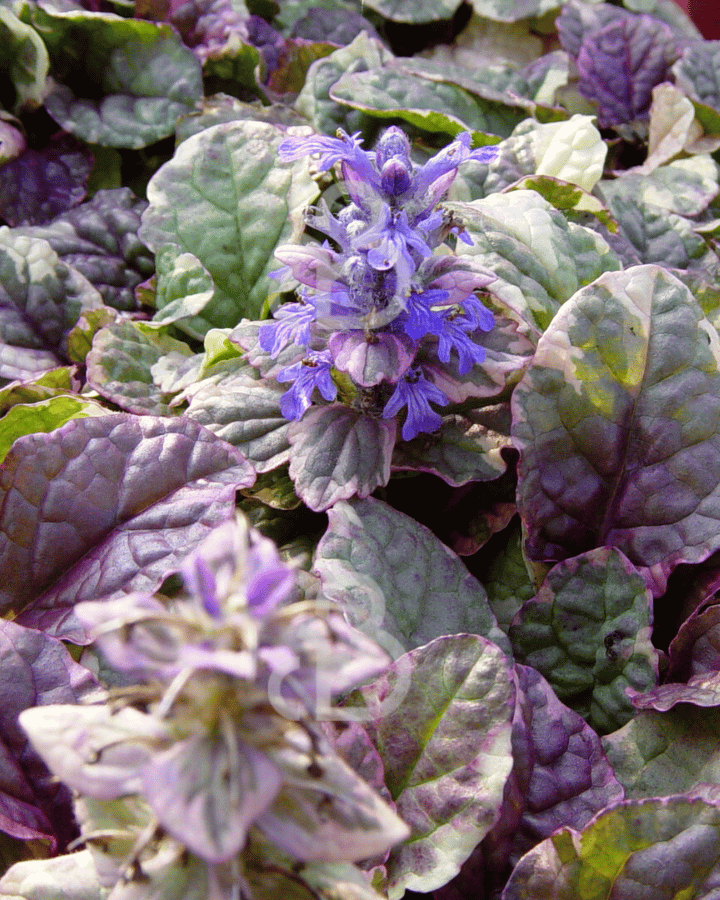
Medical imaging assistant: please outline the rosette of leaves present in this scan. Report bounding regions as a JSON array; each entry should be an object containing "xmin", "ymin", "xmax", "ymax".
[
  {"xmin": 15, "ymin": 516, "xmax": 409, "ymax": 900},
  {"xmin": 232, "ymin": 125, "xmax": 503, "ymax": 510}
]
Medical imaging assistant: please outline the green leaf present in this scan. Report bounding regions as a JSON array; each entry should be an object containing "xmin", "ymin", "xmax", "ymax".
[
  {"xmin": 360, "ymin": 0, "xmax": 460, "ymax": 23},
  {"xmin": 151, "ymin": 244, "xmax": 215, "ymax": 331},
  {"xmin": 512, "ymin": 264, "xmax": 720, "ymax": 596},
  {"xmin": 0, "ymin": 367, "xmax": 77, "ymax": 415},
  {"xmin": 32, "ymin": 8, "xmax": 203, "ymax": 148},
  {"xmin": 509, "ymin": 547, "xmax": 659, "ymax": 733},
  {"xmin": 294, "ymin": 31, "xmax": 393, "ymax": 136},
  {"xmin": 65, "ymin": 307, "xmax": 117, "ymax": 364},
  {"xmin": 345, "ymin": 635, "xmax": 515, "ymax": 898},
  {"xmin": 448, "ymin": 191, "xmax": 620, "ymax": 339},
  {"xmin": 502, "ymin": 796, "xmax": 720, "ymax": 900},
  {"xmin": 0, "ymin": 396, "xmax": 105, "ymax": 464},
  {"xmin": 203, "ymin": 39, "xmax": 267, "ymax": 102},
  {"xmin": 330, "ymin": 65, "xmax": 521, "ymax": 139},
  {"xmin": 139, "ymin": 120, "xmax": 318, "ymax": 332},
  {"xmin": 483, "ymin": 518, "xmax": 536, "ymax": 634},
  {"xmin": 511, "ymin": 176, "xmax": 617, "ymax": 231},
  {"xmin": 0, "ymin": 5, "xmax": 49, "ymax": 111},
  {"xmin": 314, "ymin": 496, "xmax": 511, "ymax": 658},
  {"xmin": 603, "ymin": 705, "xmax": 720, "ymax": 799},
  {"xmin": 86, "ymin": 320, "xmax": 195, "ymax": 415}
]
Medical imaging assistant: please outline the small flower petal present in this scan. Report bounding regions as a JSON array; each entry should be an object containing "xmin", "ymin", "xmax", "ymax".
[{"xmin": 382, "ymin": 367, "xmax": 448, "ymax": 441}]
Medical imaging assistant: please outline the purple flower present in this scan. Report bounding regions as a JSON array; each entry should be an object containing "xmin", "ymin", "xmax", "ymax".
[
  {"xmin": 383, "ymin": 366, "xmax": 449, "ymax": 442},
  {"xmin": 258, "ymin": 300, "xmax": 315, "ymax": 356},
  {"xmin": 21, "ymin": 517, "xmax": 407, "ymax": 885},
  {"xmin": 277, "ymin": 350, "xmax": 338, "ymax": 419},
  {"xmin": 261, "ymin": 126, "xmax": 497, "ymax": 438}
]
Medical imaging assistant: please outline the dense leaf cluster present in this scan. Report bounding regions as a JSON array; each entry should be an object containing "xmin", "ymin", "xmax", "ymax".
[{"xmin": 4, "ymin": 0, "xmax": 720, "ymax": 898}]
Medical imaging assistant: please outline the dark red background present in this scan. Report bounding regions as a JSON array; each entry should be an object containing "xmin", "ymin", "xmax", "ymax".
[{"xmin": 674, "ymin": 0, "xmax": 720, "ymax": 39}]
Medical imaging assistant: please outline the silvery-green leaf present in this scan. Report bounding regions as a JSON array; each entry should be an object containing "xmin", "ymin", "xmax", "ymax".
[
  {"xmin": 603, "ymin": 704, "xmax": 720, "ymax": 799},
  {"xmin": 598, "ymin": 156, "xmax": 719, "ymax": 217},
  {"xmin": 468, "ymin": 0, "xmax": 565, "ymax": 22},
  {"xmin": 346, "ymin": 634, "xmax": 514, "ymax": 898},
  {"xmin": 184, "ymin": 356, "xmax": 291, "ymax": 473},
  {"xmin": 288, "ymin": 407, "xmax": 396, "ymax": 512},
  {"xmin": 86, "ymin": 321, "xmax": 195, "ymax": 415},
  {"xmin": 32, "ymin": 7, "xmax": 202, "ymax": 148},
  {"xmin": 331, "ymin": 65, "xmax": 522, "ymax": 139},
  {"xmin": 391, "ymin": 412, "xmax": 512, "ymax": 486},
  {"xmin": 359, "ymin": 0, "xmax": 460, "ymax": 23},
  {"xmin": 673, "ymin": 40, "xmax": 720, "ymax": 116},
  {"xmin": 294, "ymin": 31, "xmax": 393, "ymax": 136},
  {"xmin": 140, "ymin": 120, "xmax": 317, "ymax": 332},
  {"xmin": 150, "ymin": 245, "xmax": 215, "ymax": 329},
  {"xmin": 314, "ymin": 496, "xmax": 510, "ymax": 658},
  {"xmin": 449, "ymin": 191, "xmax": 620, "ymax": 339}
]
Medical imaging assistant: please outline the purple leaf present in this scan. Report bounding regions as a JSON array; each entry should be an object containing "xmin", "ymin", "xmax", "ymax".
[
  {"xmin": 0, "ymin": 134, "xmax": 93, "ymax": 227},
  {"xmin": 0, "ymin": 620, "xmax": 96, "ymax": 853},
  {"xmin": 557, "ymin": 3, "xmax": 678, "ymax": 128},
  {"xmin": 288, "ymin": 405, "xmax": 396, "ymax": 511},
  {"xmin": 629, "ymin": 671, "xmax": 720, "ymax": 712},
  {"xmin": 0, "ymin": 229, "xmax": 104, "ymax": 382},
  {"xmin": 0, "ymin": 415, "xmax": 255, "ymax": 640},
  {"xmin": 13, "ymin": 188, "xmax": 154, "ymax": 313},
  {"xmin": 512, "ymin": 265, "xmax": 720, "ymax": 596},
  {"xmin": 328, "ymin": 330, "xmax": 416, "ymax": 387},
  {"xmin": 668, "ymin": 602, "xmax": 720, "ymax": 681},
  {"xmin": 575, "ymin": 16, "xmax": 676, "ymax": 127},
  {"xmin": 504, "ymin": 664, "xmax": 624, "ymax": 863}
]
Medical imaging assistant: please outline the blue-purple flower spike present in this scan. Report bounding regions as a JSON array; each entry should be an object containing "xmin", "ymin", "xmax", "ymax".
[{"xmin": 262, "ymin": 125, "xmax": 497, "ymax": 442}]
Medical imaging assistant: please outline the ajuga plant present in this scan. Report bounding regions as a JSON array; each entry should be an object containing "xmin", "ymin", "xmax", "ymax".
[
  {"xmin": 18, "ymin": 516, "xmax": 409, "ymax": 900},
  {"xmin": 231, "ymin": 127, "xmax": 500, "ymax": 510}
]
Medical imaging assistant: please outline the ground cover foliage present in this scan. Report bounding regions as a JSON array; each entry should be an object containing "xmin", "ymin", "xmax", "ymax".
[{"xmin": 4, "ymin": 0, "xmax": 720, "ymax": 897}]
